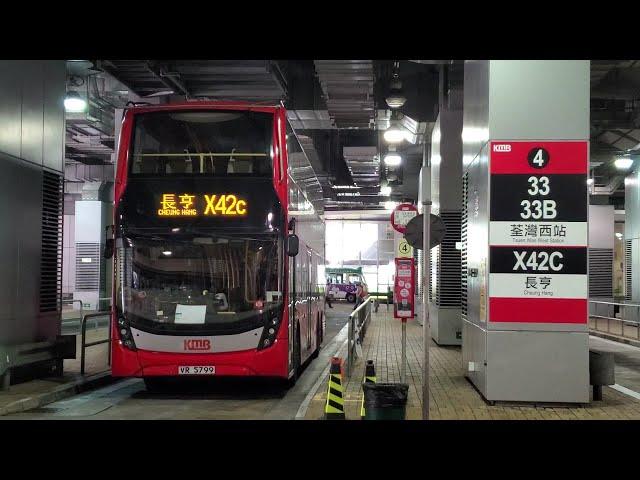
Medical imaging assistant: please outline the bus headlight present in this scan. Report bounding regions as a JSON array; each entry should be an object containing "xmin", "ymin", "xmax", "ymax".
[
  {"xmin": 117, "ymin": 314, "xmax": 137, "ymax": 351},
  {"xmin": 257, "ymin": 315, "xmax": 280, "ymax": 350}
]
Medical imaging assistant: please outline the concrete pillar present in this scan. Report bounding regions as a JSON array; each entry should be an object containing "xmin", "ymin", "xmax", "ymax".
[
  {"xmin": 428, "ymin": 103, "xmax": 463, "ymax": 345},
  {"xmin": 462, "ymin": 60, "xmax": 590, "ymax": 403},
  {"xmin": 0, "ymin": 61, "xmax": 66, "ymax": 379},
  {"xmin": 625, "ymin": 170, "xmax": 640, "ymax": 302}
]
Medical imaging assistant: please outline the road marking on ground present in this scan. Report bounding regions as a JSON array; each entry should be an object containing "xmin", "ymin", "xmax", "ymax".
[
  {"xmin": 610, "ymin": 384, "xmax": 640, "ymax": 401},
  {"xmin": 295, "ymin": 325, "xmax": 349, "ymax": 420}
]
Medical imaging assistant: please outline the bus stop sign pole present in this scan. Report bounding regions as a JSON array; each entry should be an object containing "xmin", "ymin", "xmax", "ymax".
[{"xmin": 422, "ymin": 147, "xmax": 431, "ymax": 420}]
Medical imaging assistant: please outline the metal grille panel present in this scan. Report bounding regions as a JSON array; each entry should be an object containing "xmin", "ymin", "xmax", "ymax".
[
  {"xmin": 40, "ymin": 170, "xmax": 63, "ymax": 313},
  {"xmin": 589, "ymin": 248, "xmax": 613, "ymax": 298},
  {"xmin": 461, "ymin": 172, "xmax": 468, "ymax": 318},
  {"xmin": 435, "ymin": 211, "xmax": 462, "ymax": 307},
  {"xmin": 430, "ymin": 245, "xmax": 437, "ymax": 302},
  {"xmin": 76, "ymin": 243, "xmax": 102, "ymax": 291},
  {"xmin": 417, "ymin": 249, "xmax": 424, "ymax": 298},
  {"xmin": 625, "ymin": 239, "xmax": 632, "ymax": 301}
]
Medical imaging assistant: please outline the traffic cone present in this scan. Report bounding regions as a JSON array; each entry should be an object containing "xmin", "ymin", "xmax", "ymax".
[
  {"xmin": 324, "ymin": 357, "xmax": 345, "ymax": 420},
  {"xmin": 360, "ymin": 360, "xmax": 376, "ymax": 419}
]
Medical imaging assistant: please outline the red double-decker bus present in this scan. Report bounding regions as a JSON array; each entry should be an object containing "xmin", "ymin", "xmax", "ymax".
[{"xmin": 107, "ymin": 101, "xmax": 325, "ymax": 389}]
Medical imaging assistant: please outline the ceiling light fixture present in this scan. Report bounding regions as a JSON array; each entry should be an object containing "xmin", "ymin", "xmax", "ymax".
[
  {"xmin": 614, "ymin": 157, "xmax": 634, "ymax": 170},
  {"xmin": 64, "ymin": 90, "xmax": 87, "ymax": 113},
  {"xmin": 384, "ymin": 154, "xmax": 402, "ymax": 166},
  {"xmin": 384, "ymin": 127, "xmax": 406, "ymax": 144},
  {"xmin": 385, "ymin": 61, "xmax": 407, "ymax": 109},
  {"xmin": 384, "ymin": 201, "xmax": 399, "ymax": 211},
  {"xmin": 384, "ymin": 109, "xmax": 408, "ymax": 144}
]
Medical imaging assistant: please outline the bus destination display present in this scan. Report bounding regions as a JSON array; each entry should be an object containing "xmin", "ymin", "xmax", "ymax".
[{"xmin": 157, "ymin": 193, "xmax": 248, "ymax": 217}]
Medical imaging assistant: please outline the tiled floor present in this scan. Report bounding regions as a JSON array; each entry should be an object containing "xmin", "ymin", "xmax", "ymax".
[{"xmin": 304, "ymin": 309, "xmax": 640, "ymax": 420}]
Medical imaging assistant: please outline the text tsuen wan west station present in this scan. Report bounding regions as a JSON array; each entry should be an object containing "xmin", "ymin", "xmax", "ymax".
[{"xmin": 157, "ymin": 193, "xmax": 248, "ymax": 217}]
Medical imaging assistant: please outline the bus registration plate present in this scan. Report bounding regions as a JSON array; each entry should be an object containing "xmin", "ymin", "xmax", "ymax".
[{"xmin": 178, "ymin": 366, "xmax": 216, "ymax": 375}]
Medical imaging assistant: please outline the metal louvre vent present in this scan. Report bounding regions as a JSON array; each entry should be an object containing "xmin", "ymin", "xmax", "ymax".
[
  {"xmin": 435, "ymin": 211, "xmax": 462, "ymax": 307},
  {"xmin": 589, "ymin": 248, "xmax": 613, "ymax": 298},
  {"xmin": 625, "ymin": 239, "xmax": 632, "ymax": 301},
  {"xmin": 430, "ymin": 245, "xmax": 437, "ymax": 302},
  {"xmin": 417, "ymin": 249, "xmax": 424, "ymax": 298},
  {"xmin": 40, "ymin": 170, "xmax": 63, "ymax": 313},
  {"xmin": 461, "ymin": 172, "xmax": 468, "ymax": 318},
  {"xmin": 76, "ymin": 243, "xmax": 102, "ymax": 291}
]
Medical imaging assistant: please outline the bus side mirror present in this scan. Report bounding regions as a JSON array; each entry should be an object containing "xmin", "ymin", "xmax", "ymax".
[
  {"xmin": 286, "ymin": 234, "xmax": 299, "ymax": 257},
  {"xmin": 104, "ymin": 238, "xmax": 114, "ymax": 259}
]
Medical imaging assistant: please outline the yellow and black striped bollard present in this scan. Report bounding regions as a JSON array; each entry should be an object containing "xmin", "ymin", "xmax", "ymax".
[
  {"xmin": 360, "ymin": 360, "xmax": 376, "ymax": 419},
  {"xmin": 324, "ymin": 357, "xmax": 345, "ymax": 419}
]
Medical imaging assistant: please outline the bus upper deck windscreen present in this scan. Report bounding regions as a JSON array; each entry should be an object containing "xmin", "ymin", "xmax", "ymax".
[{"xmin": 129, "ymin": 110, "xmax": 273, "ymax": 177}]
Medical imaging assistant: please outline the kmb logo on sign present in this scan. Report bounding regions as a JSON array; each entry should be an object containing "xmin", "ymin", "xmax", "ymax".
[
  {"xmin": 184, "ymin": 339, "xmax": 211, "ymax": 351},
  {"xmin": 493, "ymin": 144, "xmax": 512, "ymax": 152}
]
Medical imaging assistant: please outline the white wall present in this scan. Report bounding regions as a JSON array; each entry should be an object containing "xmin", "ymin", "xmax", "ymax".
[
  {"xmin": 589, "ymin": 205, "xmax": 614, "ymax": 249},
  {"xmin": 62, "ymin": 214, "xmax": 76, "ymax": 294}
]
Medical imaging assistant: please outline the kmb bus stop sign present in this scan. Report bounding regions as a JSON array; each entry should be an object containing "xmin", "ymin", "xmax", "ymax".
[{"xmin": 391, "ymin": 203, "xmax": 418, "ymax": 233}]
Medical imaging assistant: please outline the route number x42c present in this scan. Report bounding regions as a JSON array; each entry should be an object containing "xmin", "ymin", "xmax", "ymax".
[{"xmin": 513, "ymin": 251, "xmax": 563, "ymax": 272}]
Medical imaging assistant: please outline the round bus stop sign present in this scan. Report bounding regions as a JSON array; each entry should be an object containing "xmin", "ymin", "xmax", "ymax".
[{"xmin": 390, "ymin": 203, "xmax": 418, "ymax": 233}]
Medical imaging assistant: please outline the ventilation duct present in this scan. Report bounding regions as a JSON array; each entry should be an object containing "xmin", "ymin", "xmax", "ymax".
[
  {"xmin": 81, "ymin": 181, "xmax": 109, "ymax": 201},
  {"xmin": 313, "ymin": 60, "xmax": 375, "ymax": 129}
]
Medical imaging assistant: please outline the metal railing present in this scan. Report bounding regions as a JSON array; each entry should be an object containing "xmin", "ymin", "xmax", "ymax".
[
  {"xmin": 80, "ymin": 311, "xmax": 112, "ymax": 375},
  {"xmin": 589, "ymin": 300, "xmax": 640, "ymax": 341},
  {"xmin": 346, "ymin": 296, "xmax": 373, "ymax": 378},
  {"xmin": 62, "ymin": 299, "xmax": 83, "ymax": 319}
]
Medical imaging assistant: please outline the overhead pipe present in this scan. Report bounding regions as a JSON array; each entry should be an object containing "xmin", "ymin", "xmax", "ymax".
[{"xmin": 145, "ymin": 61, "xmax": 190, "ymax": 99}]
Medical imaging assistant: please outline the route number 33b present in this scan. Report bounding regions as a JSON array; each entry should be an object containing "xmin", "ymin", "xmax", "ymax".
[
  {"xmin": 521, "ymin": 175, "xmax": 556, "ymax": 219},
  {"xmin": 520, "ymin": 199, "xmax": 557, "ymax": 219}
]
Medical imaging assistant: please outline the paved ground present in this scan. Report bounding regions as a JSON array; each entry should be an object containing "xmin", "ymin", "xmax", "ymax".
[
  {"xmin": 304, "ymin": 309, "xmax": 640, "ymax": 420},
  {"xmin": 1, "ymin": 306, "xmax": 351, "ymax": 420},
  {"xmin": 8, "ymin": 303, "xmax": 640, "ymax": 420}
]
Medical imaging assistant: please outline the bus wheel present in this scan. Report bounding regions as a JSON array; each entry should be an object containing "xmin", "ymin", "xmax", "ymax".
[{"xmin": 346, "ymin": 293, "xmax": 356, "ymax": 303}]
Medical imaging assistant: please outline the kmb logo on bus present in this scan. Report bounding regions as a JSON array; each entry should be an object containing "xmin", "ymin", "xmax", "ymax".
[
  {"xmin": 493, "ymin": 144, "xmax": 512, "ymax": 152},
  {"xmin": 184, "ymin": 339, "xmax": 211, "ymax": 351}
]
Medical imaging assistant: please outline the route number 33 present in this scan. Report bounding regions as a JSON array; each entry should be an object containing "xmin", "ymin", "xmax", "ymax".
[{"xmin": 521, "ymin": 175, "xmax": 556, "ymax": 219}]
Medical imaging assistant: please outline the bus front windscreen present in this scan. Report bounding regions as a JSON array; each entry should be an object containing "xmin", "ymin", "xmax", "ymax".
[{"xmin": 116, "ymin": 233, "xmax": 283, "ymax": 332}]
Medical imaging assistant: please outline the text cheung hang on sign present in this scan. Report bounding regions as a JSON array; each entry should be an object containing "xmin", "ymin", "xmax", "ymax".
[
  {"xmin": 157, "ymin": 193, "xmax": 248, "ymax": 217},
  {"xmin": 488, "ymin": 141, "xmax": 588, "ymax": 324}
]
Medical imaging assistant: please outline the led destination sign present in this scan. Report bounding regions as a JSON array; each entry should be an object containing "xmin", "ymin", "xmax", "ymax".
[{"xmin": 157, "ymin": 193, "xmax": 248, "ymax": 217}]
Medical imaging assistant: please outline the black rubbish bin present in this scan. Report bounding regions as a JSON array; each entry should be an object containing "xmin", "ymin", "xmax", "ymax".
[{"xmin": 363, "ymin": 383, "xmax": 409, "ymax": 420}]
